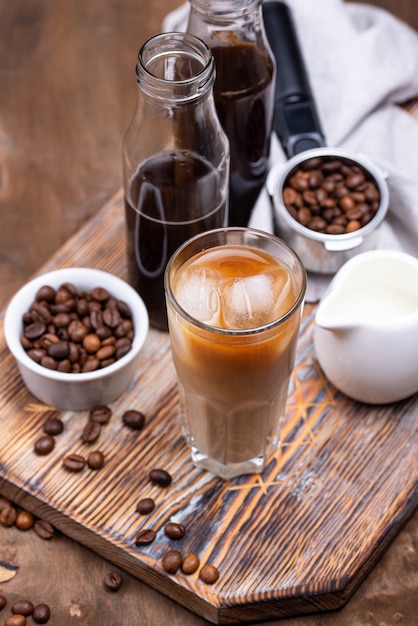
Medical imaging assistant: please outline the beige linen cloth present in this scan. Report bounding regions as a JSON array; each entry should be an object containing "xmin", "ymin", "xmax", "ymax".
[{"xmin": 163, "ymin": 0, "xmax": 418, "ymax": 301}]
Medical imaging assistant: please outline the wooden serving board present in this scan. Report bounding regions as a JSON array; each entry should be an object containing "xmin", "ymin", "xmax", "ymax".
[{"xmin": 0, "ymin": 190, "xmax": 417, "ymax": 624}]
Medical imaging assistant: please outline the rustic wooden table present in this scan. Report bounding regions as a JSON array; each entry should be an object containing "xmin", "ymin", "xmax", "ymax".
[{"xmin": 0, "ymin": 1, "xmax": 417, "ymax": 625}]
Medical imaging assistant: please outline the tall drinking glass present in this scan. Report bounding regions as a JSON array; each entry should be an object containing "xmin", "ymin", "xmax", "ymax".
[{"xmin": 165, "ymin": 228, "xmax": 306, "ymax": 479}]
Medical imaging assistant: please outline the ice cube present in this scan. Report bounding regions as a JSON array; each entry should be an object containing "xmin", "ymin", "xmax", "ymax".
[
  {"xmin": 174, "ymin": 265, "xmax": 221, "ymax": 325},
  {"xmin": 220, "ymin": 269, "xmax": 293, "ymax": 329}
]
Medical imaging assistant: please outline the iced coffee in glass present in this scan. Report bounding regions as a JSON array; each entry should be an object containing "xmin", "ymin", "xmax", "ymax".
[{"xmin": 165, "ymin": 228, "xmax": 306, "ymax": 479}]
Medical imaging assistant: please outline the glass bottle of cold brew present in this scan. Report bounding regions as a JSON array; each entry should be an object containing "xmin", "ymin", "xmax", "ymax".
[
  {"xmin": 186, "ymin": 0, "xmax": 276, "ymax": 227},
  {"xmin": 122, "ymin": 32, "xmax": 229, "ymax": 331}
]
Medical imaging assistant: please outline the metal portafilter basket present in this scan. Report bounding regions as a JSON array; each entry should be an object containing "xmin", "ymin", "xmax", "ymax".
[{"xmin": 262, "ymin": 1, "xmax": 389, "ymax": 275}]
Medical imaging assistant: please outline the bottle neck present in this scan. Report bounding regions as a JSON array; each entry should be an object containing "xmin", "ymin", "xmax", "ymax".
[
  {"xmin": 136, "ymin": 32, "xmax": 215, "ymax": 103},
  {"xmin": 188, "ymin": 0, "xmax": 261, "ymax": 18}
]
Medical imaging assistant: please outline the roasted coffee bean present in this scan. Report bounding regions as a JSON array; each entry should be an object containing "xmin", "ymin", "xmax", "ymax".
[
  {"xmin": 181, "ymin": 553, "xmax": 200, "ymax": 575},
  {"xmin": 20, "ymin": 283, "xmax": 134, "ymax": 373},
  {"xmin": 282, "ymin": 155, "xmax": 380, "ymax": 235},
  {"xmin": 81, "ymin": 420, "xmax": 101, "ymax": 444},
  {"xmin": 15, "ymin": 510, "xmax": 35, "ymax": 531},
  {"xmin": 164, "ymin": 522, "xmax": 185, "ymax": 540},
  {"xmin": 5, "ymin": 614, "xmax": 26, "ymax": 626},
  {"xmin": 87, "ymin": 450, "xmax": 105, "ymax": 470},
  {"xmin": 0, "ymin": 593, "xmax": 6, "ymax": 610},
  {"xmin": 149, "ymin": 469, "xmax": 172, "ymax": 487},
  {"xmin": 11, "ymin": 599, "xmax": 34, "ymax": 616},
  {"xmin": 136, "ymin": 498, "xmax": 155, "ymax": 515},
  {"xmin": 43, "ymin": 416, "xmax": 64, "ymax": 436},
  {"xmin": 36, "ymin": 285, "xmax": 56, "ymax": 302},
  {"xmin": 199, "ymin": 564, "xmax": 219, "ymax": 584},
  {"xmin": 34, "ymin": 435, "xmax": 55, "ymax": 456},
  {"xmin": 91, "ymin": 287, "xmax": 109, "ymax": 302},
  {"xmin": 32, "ymin": 603, "xmax": 51, "ymax": 624},
  {"xmin": 104, "ymin": 570, "xmax": 123, "ymax": 591},
  {"xmin": 24, "ymin": 323, "xmax": 46, "ymax": 340},
  {"xmin": 63, "ymin": 454, "xmax": 86, "ymax": 472},
  {"xmin": 89, "ymin": 404, "xmax": 112, "ymax": 424},
  {"xmin": 122, "ymin": 410, "xmax": 145, "ymax": 430},
  {"xmin": 34, "ymin": 519, "xmax": 54, "ymax": 540},
  {"xmin": 162, "ymin": 549, "xmax": 182, "ymax": 574},
  {"xmin": 134, "ymin": 528, "xmax": 156, "ymax": 546},
  {"xmin": 0, "ymin": 505, "xmax": 17, "ymax": 527}
]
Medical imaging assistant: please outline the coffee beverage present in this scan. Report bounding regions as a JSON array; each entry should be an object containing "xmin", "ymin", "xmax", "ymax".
[{"xmin": 166, "ymin": 229, "xmax": 305, "ymax": 479}]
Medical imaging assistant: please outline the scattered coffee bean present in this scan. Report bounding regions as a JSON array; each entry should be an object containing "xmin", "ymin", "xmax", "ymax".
[
  {"xmin": 34, "ymin": 519, "xmax": 55, "ymax": 540},
  {"xmin": 63, "ymin": 454, "xmax": 86, "ymax": 472},
  {"xmin": 43, "ymin": 416, "xmax": 64, "ymax": 436},
  {"xmin": 11, "ymin": 599, "xmax": 34, "ymax": 616},
  {"xmin": 164, "ymin": 522, "xmax": 185, "ymax": 540},
  {"xmin": 81, "ymin": 420, "xmax": 101, "ymax": 444},
  {"xmin": 104, "ymin": 570, "xmax": 123, "ymax": 592},
  {"xmin": 21, "ymin": 283, "xmax": 135, "ymax": 373},
  {"xmin": 34, "ymin": 435, "xmax": 55, "ymax": 456},
  {"xmin": 181, "ymin": 553, "xmax": 200, "ymax": 575},
  {"xmin": 134, "ymin": 528, "xmax": 156, "ymax": 546},
  {"xmin": 0, "ymin": 506, "xmax": 17, "ymax": 527},
  {"xmin": 149, "ymin": 469, "xmax": 172, "ymax": 487},
  {"xmin": 281, "ymin": 156, "xmax": 380, "ymax": 235},
  {"xmin": 87, "ymin": 450, "xmax": 105, "ymax": 470},
  {"xmin": 162, "ymin": 550, "xmax": 182, "ymax": 575},
  {"xmin": 122, "ymin": 410, "xmax": 145, "ymax": 430},
  {"xmin": 32, "ymin": 603, "xmax": 51, "ymax": 624},
  {"xmin": 136, "ymin": 498, "xmax": 155, "ymax": 515},
  {"xmin": 89, "ymin": 405, "xmax": 112, "ymax": 425},
  {"xmin": 0, "ymin": 593, "xmax": 7, "ymax": 610},
  {"xmin": 199, "ymin": 564, "xmax": 219, "ymax": 584},
  {"xmin": 5, "ymin": 615, "xmax": 26, "ymax": 626},
  {"xmin": 15, "ymin": 510, "xmax": 35, "ymax": 531}
]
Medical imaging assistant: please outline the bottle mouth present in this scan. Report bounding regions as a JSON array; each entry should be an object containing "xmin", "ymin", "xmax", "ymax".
[
  {"xmin": 136, "ymin": 32, "xmax": 215, "ymax": 101},
  {"xmin": 189, "ymin": 0, "xmax": 260, "ymax": 17}
]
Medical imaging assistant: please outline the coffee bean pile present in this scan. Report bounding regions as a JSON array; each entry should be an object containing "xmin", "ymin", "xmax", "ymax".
[
  {"xmin": 0, "ymin": 595, "xmax": 51, "ymax": 624},
  {"xmin": 0, "ymin": 496, "xmax": 54, "ymax": 540},
  {"xmin": 281, "ymin": 156, "xmax": 381, "ymax": 235},
  {"xmin": 133, "ymin": 470, "xmax": 220, "ymax": 585},
  {"xmin": 20, "ymin": 282, "xmax": 135, "ymax": 373}
]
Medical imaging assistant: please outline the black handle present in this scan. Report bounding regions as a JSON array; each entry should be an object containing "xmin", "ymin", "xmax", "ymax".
[{"xmin": 262, "ymin": 1, "xmax": 326, "ymax": 157}]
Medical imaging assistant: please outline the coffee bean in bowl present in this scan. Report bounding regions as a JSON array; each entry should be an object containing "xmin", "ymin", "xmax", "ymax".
[
  {"xmin": 4, "ymin": 268, "xmax": 149, "ymax": 410},
  {"xmin": 268, "ymin": 148, "xmax": 389, "ymax": 274}
]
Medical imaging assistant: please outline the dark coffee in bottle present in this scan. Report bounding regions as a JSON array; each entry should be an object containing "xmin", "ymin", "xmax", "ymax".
[
  {"xmin": 211, "ymin": 42, "xmax": 275, "ymax": 227},
  {"xmin": 124, "ymin": 149, "xmax": 227, "ymax": 330}
]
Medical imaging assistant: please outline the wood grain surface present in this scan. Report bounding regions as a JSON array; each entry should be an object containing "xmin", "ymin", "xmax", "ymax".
[
  {"xmin": 1, "ymin": 1, "xmax": 418, "ymax": 625},
  {"xmin": 1, "ymin": 190, "xmax": 417, "ymax": 624}
]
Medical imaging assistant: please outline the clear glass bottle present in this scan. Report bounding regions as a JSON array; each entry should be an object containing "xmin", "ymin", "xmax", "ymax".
[
  {"xmin": 122, "ymin": 32, "xmax": 229, "ymax": 330},
  {"xmin": 186, "ymin": 0, "xmax": 276, "ymax": 227}
]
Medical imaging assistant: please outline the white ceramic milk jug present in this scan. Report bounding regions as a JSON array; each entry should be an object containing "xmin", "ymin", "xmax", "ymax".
[{"xmin": 314, "ymin": 250, "xmax": 418, "ymax": 404}]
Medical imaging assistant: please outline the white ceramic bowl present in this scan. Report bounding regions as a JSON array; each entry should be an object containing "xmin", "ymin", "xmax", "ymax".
[{"xmin": 4, "ymin": 267, "xmax": 149, "ymax": 410}]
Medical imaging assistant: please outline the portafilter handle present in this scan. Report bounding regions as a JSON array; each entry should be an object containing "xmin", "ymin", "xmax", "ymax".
[{"xmin": 262, "ymin": 1, "xmax": 326, "ymax": 158}]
